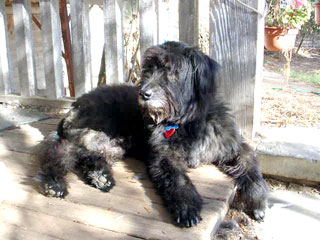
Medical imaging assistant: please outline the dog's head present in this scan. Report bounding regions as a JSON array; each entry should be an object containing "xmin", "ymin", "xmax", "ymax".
[{"xmin": 138, "ymin": 41, "xmax": 219, "ymax": 125}]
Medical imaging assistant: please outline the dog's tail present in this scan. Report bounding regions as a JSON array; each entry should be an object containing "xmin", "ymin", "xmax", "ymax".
[
  {"xmin": 57, "ymin": 118, "xmax": 66, "ymax": 139},
  {"xmin": 35, "ymin": 119, "xmax": 77, "ymax": 187}
]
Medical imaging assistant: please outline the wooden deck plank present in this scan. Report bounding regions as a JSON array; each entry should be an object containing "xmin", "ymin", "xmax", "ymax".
[
  {"xmin": 2, "ymin": 170, "xmax": 230, "ymax": 240},
  {"xmin": 0, "ymin": 204, "xmax": 142, "ymax": 240},
  {"xmin": 0, "ymin": 120, "xmax": 235, "ymax": 239},
  {"xmin": 0, "ymin": 120, "xmax": 57, "ymax": 153},
  {"xmin": 1, "ymin": 222, "xmax": 62, "ymax": 240},
  {"xmin": 0, "ymin": 133, "xmax": 42, "ymax": 153},
  {"xmin": 36, "ymin": 118, "xmax": 62, "ymax": 125},
  {"xmin": 8, "ymin": 120, "xmax": 58, "ymax": 133}
]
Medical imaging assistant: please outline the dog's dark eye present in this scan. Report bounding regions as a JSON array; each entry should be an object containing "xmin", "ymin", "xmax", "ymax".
[{"xmin": 142, "ymin": 64, "xmax": 159, "ymax": 77}]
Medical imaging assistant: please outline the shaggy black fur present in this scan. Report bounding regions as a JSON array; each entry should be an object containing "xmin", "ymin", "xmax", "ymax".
[{"xmin": 37, "ymin": 41, "xmax": 268, "ymax": 228}]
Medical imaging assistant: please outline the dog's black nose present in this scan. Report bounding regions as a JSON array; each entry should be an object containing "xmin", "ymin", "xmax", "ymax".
[{"xmin": 139, "ymin": 89, "xmax": 153, "ymax": 100}]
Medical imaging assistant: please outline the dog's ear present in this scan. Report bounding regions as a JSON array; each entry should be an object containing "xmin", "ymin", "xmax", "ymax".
[
  {"xmin": 187, "ymin": 49, "xmax": 220, "ymax": 103},
  {"xmin": 141, "ymin": 46, "xmax": 164, "ymax": 72}
]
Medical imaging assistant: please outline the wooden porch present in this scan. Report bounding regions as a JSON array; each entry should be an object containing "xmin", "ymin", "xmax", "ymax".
[
  {"xmin": 0, "ymin": 118, "xmax": 235, "ymax": 240},
  {"xmin": 0, "ymin": 0, "xmax": 265, "ymax": 239}
]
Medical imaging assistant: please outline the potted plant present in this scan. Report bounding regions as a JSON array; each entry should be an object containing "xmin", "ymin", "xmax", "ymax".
[
  {"xmin": 315, "ymin": 1, "xmax": 320, "ymax": 24},
  {"xmin": 265, "ymin": 0, "xmax": 312, "ymax": 51}
]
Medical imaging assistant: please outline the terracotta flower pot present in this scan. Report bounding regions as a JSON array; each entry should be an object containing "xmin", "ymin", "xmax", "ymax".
[
  {"xmin": 315, "ymin": 2, "xmax": 320, "ymax": 25},
  {"xmin": 264, "ymin": 27, "xmax": 299, "ymax": 51}
]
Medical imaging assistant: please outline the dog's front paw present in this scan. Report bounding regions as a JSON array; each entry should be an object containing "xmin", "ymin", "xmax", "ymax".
[
  {"xmin": 40, "ymin": 180, "xmax": 67, "ymax": 198},
  {"xmin": 244, "ymin": 196, "xmax": 267, "ymax": 222},
  {"xmin": 173, "ymin": 203, "xmax": 202, "ymax": 228},
  {"xmin": 86, "ymin": 170, "xmax": 115, "ymax": 192},
  {"xmin": 251, "ymin": 207, "xmax": 266, "ymax": 222},
  {"xmin": 168, "ymin": 190, "xmax": 203, "ymax": 228}
]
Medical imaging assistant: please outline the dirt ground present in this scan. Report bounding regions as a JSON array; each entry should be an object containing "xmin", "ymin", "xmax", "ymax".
[{"xmin": 261, "ymin": 48, "xmax": 320, "ymax": 128}]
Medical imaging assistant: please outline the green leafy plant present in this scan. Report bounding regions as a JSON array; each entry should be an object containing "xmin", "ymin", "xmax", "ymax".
[{"xmin": 266, "ymin": 0, "xmax": 312, "ymax": 29}]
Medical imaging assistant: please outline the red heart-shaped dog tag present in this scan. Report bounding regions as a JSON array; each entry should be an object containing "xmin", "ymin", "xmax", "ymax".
[{"xmin": 164, "ymin": 128, "xmax": 175, "ymax": 138}]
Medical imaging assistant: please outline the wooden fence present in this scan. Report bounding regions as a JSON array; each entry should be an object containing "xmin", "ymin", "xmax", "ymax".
[{"xmin": 0, "ymin": 0, "xmax": 265, "ymax": 139}]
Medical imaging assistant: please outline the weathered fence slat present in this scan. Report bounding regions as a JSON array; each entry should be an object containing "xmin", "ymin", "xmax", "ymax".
[
  {"xmin": 70, "ymin": 0, "xmax": 92, "ymax": 97},
  {"xmin": 157, "ymin": 0, "xmax": 179, "ymax": 44},
  {"xmin": 104, "ymin": 0, "xmax": 124, "ymax": 84},
  {"xmin": 0, "ymin": 0, "xmax": 12, "ymax": 95},
  {"xmin": 252, "ymin": 0, "xmax": 266, "ymax": 138},
  {"xmin": 13, "ymin": 0, "xmax": 37, "ymax": 97},
  {"xmin": 139, "ymin": 0, "xmax": 157, "ymax": 60},
  {"xmin": 179, "ymin": 0, "xmax": 199, "ymax": 46},
  {"xmin": 40, "ymin": 0, "xmax": 64, "ymax": 99},
  {"xmin": 209, "ymin": 0, "xmax": 258, "ymax": 139}
]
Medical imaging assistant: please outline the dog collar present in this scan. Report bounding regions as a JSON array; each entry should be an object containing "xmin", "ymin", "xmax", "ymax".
[{"xmin": 164, "ymin": 125, "xmax": 179, "ymax": 138}]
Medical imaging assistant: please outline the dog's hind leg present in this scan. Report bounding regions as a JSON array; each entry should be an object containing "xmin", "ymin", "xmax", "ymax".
[
  {"xmin": 75, "ymin": 149, "xmax": 115, "ymax": 192},
  {"xmin": 63, "ymin": 128, "xmax": 125, "ymax": 192},
  {"xmin": 216, "ymin": 142, "xmax": 268, "ymax": 221},
  {"xmin": 37, "ymin": 132, "xmax": 77, "ymax": 198}
]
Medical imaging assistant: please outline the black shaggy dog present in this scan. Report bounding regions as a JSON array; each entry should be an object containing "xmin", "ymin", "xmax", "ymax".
[{"xmin": 38, "ymin": 41, "xmax": 268, "ymax": 228}]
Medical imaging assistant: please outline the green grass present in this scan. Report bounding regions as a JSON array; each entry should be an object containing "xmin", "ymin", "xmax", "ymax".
[{"xmin": 290, "ymin": 70, "xmax": 320, "ymax": 86}]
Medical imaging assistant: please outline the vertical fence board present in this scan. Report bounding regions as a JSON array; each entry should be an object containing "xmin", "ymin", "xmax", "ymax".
[
  {"xmin": 122, "ymin": 0, "xmax": 139, "ymax": 82},
  {"xmin": 13, "ymin": 0, "xmax": 37, "ymax": 97},
  {"xmin": 139, "ymin": 0, "xmax": 157, "ymax": 59},
  {"xmin": 70, "ymin": 0, "xmax": 92, "ymax": 97},
  {"xmin": 157, "ymin": 0, "xmax": 179, "ymax": 43},
  {"xmin": 104, "ymin": 0, "xmax": 124, "ymax": 84},
  {"xmin": 0, "ymin": 0, "xmax": 12, "ymax": 95},
  {"xmin": 209, "ymin": 0, "xmax": 258, "ymax": 140},
  {"xmin": 179, "ymin": 0, "xmax": 199, "ymax": 46},
  {"xmin": 40, "ymin": 0, "xmax": 64, "ymax": 99},
  {"xmin": 252, "ymin": 1, "xmax": 266, "ymax": 138}
]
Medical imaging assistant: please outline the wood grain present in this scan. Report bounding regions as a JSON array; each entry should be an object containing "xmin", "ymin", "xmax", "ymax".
[
  {"xmin": 39, "ymin": 0, "xmax": 64, "ymax": 99},
  {"xmin": 12, "ymin": 0, "xmax": 37, "ymax": 97},
  {"xmin": 209, "ymin": 0, "xmax": 259, "ymax": 139},
  {"xmin": 70, "ymin": 0, "xmax": 92, "ymax": 97},
  {"xmin": 0, "ymin": 119, "xmax": 235, "ymax": 239},
  {"xmin": 0, "ymin": 0, "xmax": 12, "ymax": 95}
]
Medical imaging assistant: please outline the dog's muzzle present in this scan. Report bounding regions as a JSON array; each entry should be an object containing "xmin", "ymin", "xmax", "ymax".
[{"xmin": 139, "ymin": 88, "xmax": 153, "ymax": 101}]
